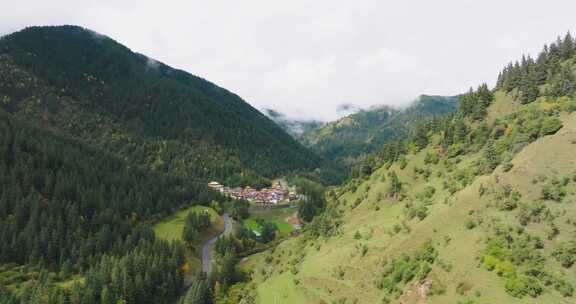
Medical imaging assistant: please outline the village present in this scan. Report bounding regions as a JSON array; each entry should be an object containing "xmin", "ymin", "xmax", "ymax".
[{"xmin": 208, "ymin": 180, "xmax": 300, "ymax": 204}]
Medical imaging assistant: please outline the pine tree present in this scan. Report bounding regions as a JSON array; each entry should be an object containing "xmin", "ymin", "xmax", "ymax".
[
  {"xmin": 387, "ymin": 171, "xmax": 402, "ymax": 200},
  {"xmin": 484, "ymin": 140, "xmax": 500, "ymax": 172},
  {"xmin": 519, "ymin": 70, "xmax": 539, "ymax": 104},
  {"xmin": 561, "ymin": 32, "xmax": 575, "ymax": 59}
]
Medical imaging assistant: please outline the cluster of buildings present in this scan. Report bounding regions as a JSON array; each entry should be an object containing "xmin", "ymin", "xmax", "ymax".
[{"xmin": 208, "ymin": 181, "xmax": 298, "ymax": 204}]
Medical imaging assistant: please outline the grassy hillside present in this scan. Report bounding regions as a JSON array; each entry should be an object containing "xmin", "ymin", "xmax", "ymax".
[
  {"xmin": 301, "ymin": 95, "xmax": 459, "ymax": 166},
  {"xmin": 244, "ymin": 97, "xmax": 576, "ymax": 304},
  {"xmin": 238, "ymin": 34, "xmax": 576, "ymax": 304},
  {"xmin": 0, "ymin": 25, "xmax": 322, "ymax": 185}
]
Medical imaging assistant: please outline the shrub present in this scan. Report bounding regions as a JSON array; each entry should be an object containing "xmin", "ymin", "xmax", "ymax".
[
  {"xmin": 540, "ymin": 117, "xmax": 563, "ymax": 136},
  {"xmin": 499, "ymin": 200, "xmax": 518, "ymax": 211},
  {"xmin": 424, "ymin": 152, "xmax": 439, "ymax": 165},
  {"xmin": 505, "ymin": 276, "xmax": 543, "ymax": 298},
  {"xmin": 464, "ymin": 218, "xmax": 477, "ymax": 230},
  {"xmin": 554, "ymin": 279, "xmax": 574, "ymax": 297},
  {"xmin": 552, "ymin": 242, "xmax": 576, "ymax": 268},
  {"xmin": 542, "ymin": 183, "xmax": 566, "ymax": 201},
  {"xmin": 495, "ymin": 260, "xmax": 516, "ymax": 278},
  {"xmin": 399, "ymin": 158, "xmax": 408, "ymax": 169}
]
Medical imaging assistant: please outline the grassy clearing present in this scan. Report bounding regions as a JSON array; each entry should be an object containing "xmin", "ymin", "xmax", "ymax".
[
  {"xmin": 154, "ymin": 205, "xmax": 221, "ymax": 241},
  {"xmin": 244, "ymin": 207, "xmax": 297, "ymax": 234},
  {"xmin": 153, "ymin": 205, "xmax": 224, "ymax": 273}
]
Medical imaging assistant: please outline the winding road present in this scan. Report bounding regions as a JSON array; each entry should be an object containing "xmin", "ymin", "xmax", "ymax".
[{"xmin": 202, "ymin": 213, "xmax": 233, "ymax": 273}]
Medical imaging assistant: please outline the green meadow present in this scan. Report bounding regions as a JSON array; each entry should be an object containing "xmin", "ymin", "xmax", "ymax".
[{"xmin": 243, "ymin": 207, "xmax": 297, "ymax": 235}]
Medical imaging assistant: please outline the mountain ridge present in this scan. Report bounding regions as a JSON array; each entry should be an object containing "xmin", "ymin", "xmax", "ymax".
[{"xmin": 0, "ymin": 25, "xmax": 322, "ymax": 185}]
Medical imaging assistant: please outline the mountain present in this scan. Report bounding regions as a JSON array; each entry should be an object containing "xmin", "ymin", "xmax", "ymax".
[
  {"xmin": 262, "ymin": 108, "xmax": 325, "ymax": 140},
  {"xmin": 301, "ymin": 95, "xmax": 459, "ymax": 166},
  {"xmin": 242, "ymin": 33, "xmax": 576, "ymax": 303},
  {"xmin": 0, "ymin": 25, "xmax": 322, "ymax": 186}
]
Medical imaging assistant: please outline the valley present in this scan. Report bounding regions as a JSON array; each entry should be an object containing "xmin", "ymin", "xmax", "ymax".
[{"xmin": 2, "ymin": 21, "xmax": 576, "ymax": 304}]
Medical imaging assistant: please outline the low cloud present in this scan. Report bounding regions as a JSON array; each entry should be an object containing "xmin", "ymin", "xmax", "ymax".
[{"xmin": 2, "ymin": 0, "xmax": 576, "ymax": 121}]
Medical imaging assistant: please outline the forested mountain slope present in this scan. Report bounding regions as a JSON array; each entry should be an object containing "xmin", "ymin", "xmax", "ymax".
[
  {"xmin": 301, "ymin": 95, "xmax": 459, "ymax": 166},
  {"xmin": 0, "ymin": 110, "xmax": 222, "ymax": 303},
  {"xmin": 0, "ymin": 25, "xmax": 321, "ymax": 185},
  {"xmin": 241, "ymin": 33, "xmax": 576, "ymax": 304}
]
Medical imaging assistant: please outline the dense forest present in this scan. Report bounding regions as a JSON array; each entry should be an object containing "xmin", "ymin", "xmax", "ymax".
[
  {"xmin": 0, "ymin": 110, "xmax": 220, "ymax": 303},
  {"xmin": 0, "ymin": 25, "xmax": 324, "ymax": 186}
]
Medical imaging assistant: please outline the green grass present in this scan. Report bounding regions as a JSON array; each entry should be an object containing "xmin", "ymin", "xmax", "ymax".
[
  {"xmin": 244, "ymin": 218, "xmax": 262, "ymax": 233},
  {"xmin": 243, "ymin": 207, "xmax": 297, "ymax": 235}
]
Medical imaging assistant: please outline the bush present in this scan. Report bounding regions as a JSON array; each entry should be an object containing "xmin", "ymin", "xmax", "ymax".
[
  {"xmin": 503, "ymin": 162, "xmax": 513, "ymax": 172},
  {"xmin": 540, "ymin": 117, "xmax": 563, "ymax": 136},
  {"xmin": 552, "ymin": 242, "xmax": 576, "ymax": 268},
  {"xmin": 554, "ymin": 279, "xmax": 574, "ymax": 297},
  {"xmin": 424, "ymin": 152, "xmax": 439, "ymax": 165},
  {"xmin": 542, "ymin": 183, "xmax": 566, "ymax": 201},
  {"xmin": 495, "ymin": 260, "xmax": 516, "ymax": 278},
  {"xmin": 464, "ymin": 218, "xmax": 477, "ymax": 230},
  {"xmin": 505, "ymin": 276, "xmax": 543, "ymax": 298},
  {"xmin": 499, "ymin": 199, "xmax": 518, "ymax": 211}
]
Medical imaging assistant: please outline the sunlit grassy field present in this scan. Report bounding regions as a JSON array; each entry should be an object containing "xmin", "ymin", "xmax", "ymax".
[{"xmin": 244, "ymin": 207, "xmax": 297, "ymax": 234}]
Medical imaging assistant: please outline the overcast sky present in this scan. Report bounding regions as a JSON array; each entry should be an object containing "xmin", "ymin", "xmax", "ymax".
[{"xmin": 2, "ymin": 0, "xmax": 576, "ymax": 121}]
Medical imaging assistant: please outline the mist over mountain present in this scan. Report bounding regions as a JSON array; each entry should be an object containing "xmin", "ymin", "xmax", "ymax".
[
  {"xmin": 262, "ymin": 108, "xmax": 325, "ymax": 139},
  {"xmin": 300, "ymin": 95, "xmax": 460, "ymax": 166}
]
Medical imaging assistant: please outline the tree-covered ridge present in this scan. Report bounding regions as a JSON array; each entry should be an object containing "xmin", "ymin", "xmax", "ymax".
[
  {"xmin": 496, "ymin": 32, "xmax": 576, "ymax": 104},
  {"xmin": 0, "ymin": 25, "xmax": 322, "ymax": 185},
  {"xmin": 301, "ymin": 95, "xmax": 459, "ymax": 166}
]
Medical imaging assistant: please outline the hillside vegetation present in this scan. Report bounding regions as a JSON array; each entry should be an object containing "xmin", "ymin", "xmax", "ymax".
[{"xmin": 239, "ymin": 33, "xmax": 576, "ymax": 304}]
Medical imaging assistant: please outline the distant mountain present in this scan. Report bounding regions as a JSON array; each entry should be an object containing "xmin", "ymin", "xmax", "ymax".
[
  {"xmin": 263, "ymin": 108, "xmax": 325, "ymax": 139},
  {"xmin": 0, "ymin": 25, "xmax": 322, "ymax": 185},
  {"xmin": 301, "ymin": 95, "xmax": 459, "ymax": 165}
]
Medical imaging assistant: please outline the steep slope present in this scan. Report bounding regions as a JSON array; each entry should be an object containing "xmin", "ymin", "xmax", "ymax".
[
  {"xmin": 240, "ymin": 34, "xmax": 576, "ymax": 304},
  {"xmin": 301, "ymin": 95, "xmax": 459, "ymax": 166},
  {"xmin": 0, "ymin": 25, "xmax": 321, "ymax": 184}
]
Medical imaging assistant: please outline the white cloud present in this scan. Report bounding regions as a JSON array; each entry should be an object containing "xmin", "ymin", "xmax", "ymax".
[
  {"xmin": 1, "ymin": 0, "xmax": 576, "ymax": 121},
  {"xmin": 263, "ymin": 56, "xmax": 336, "ymax": 90},
  {"xmin": 356, "ymin": 48, "xmax": 426, "ymax": 75}
]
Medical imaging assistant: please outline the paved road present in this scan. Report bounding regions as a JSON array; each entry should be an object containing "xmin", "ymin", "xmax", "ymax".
[{"xmin": 202, "ymin": 214, "xmax": 233, "ymax": 273}]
